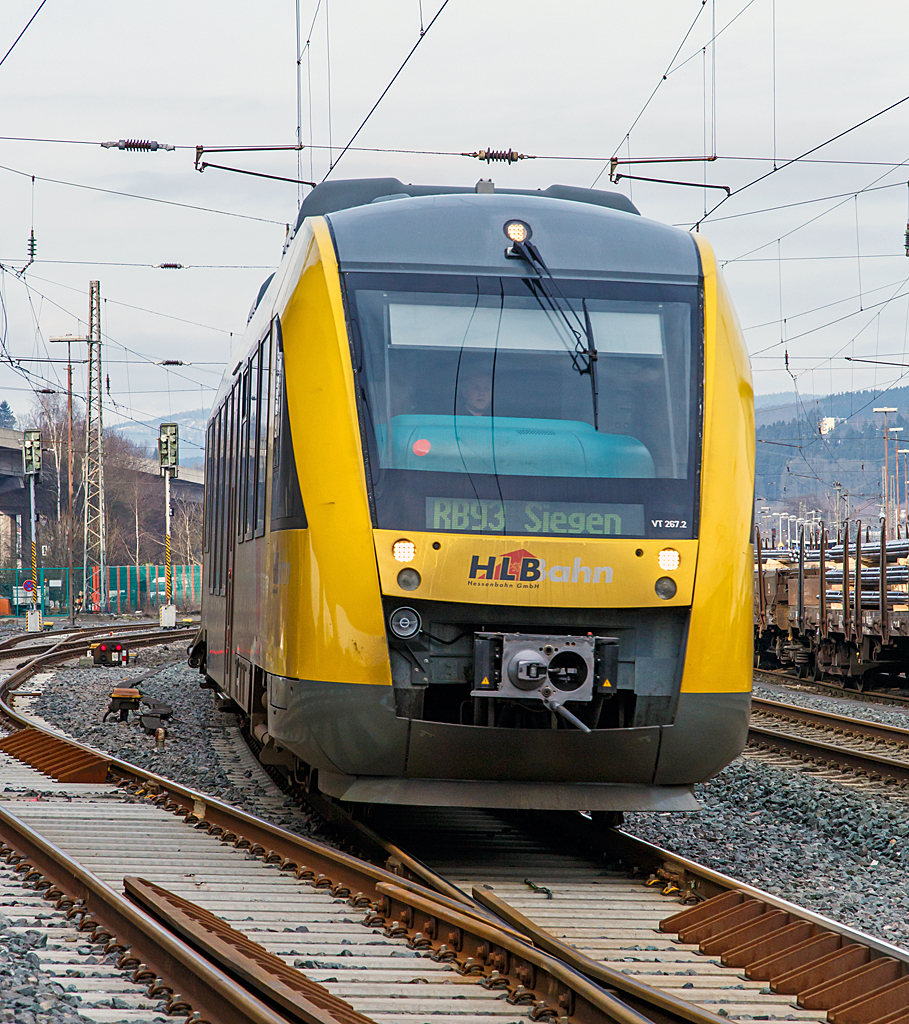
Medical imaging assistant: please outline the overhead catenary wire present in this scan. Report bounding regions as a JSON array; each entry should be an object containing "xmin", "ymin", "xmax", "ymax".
[
  {"xmin": 591, "ymin": 0, "xmax": 712, "ymax": 187},
  {"xmin": 0, "ymin": 267, "xmax": 225, "ymax": 424},
  {"xmin": 693, "ymin": 92, "xmax": 909, "ymax": 229},
  {"xmin": 0, "ymin": 0, "xmax": 49, "ymax": 71},
  {"xmin": 10, "ymin": 269, "xmax": 239, "ymax": 334},
  {"xmin": 722, "ymin": 155, "xmax": 909, "ymax": 265},
  {"xmin": 322, "ymin": 0, "xmax": 452, "ymax": 181},
  {"xmin": 0, "ymin": 161, "xmax": 285, "ymax": 224}
]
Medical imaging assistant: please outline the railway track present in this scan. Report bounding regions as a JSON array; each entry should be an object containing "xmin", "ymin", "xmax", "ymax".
[
  {"xmin": 0, "ymin": 625, "xmax": 713, "ymax": 1024},
  {"xmin": 0, "ymin": 620, "xmax": 197, "ymax": 669},
  {"xmin": 352, "ymin": 805, "xmax": 909, "ymax": 1024},
  {"xmin": 754, "ymin": 668, "xmax": 909, "ymax": 710},
  {"xmin": 749, "ymin": 696, "xmax": 909, "ymax": 786},
  {"xmin": 2, "ymin": 626, "xmax": 909, "ymax": 1023}
]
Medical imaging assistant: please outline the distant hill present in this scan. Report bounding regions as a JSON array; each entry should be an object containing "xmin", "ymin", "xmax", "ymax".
[
  {"xmin": 756, "ymin": 387, "xmax": 909, "ymax": 430},
  {"xmin": 755, "ymin": 386, "xmax": 909, "ymax": 509},
  {"xmin": 755, "ymin": 391, "xmax": 822, "ymax": 410}
]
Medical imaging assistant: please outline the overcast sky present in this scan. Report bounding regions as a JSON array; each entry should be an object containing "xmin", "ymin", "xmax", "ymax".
[{"xmin": 3, "ymin": 0, "xmax": 909, "ymax": 455}]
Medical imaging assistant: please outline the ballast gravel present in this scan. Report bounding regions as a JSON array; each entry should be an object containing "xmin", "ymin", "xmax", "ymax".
[
  {"xmin": 0, "ymin": 905, "xmax": 166, "ymax": 1024},
  {"xmin": 625, "ymin": 753, "xmax": 909, "ymax": 952},
  {"xmin": 25, "ymin": 642, "xmax": 331, "ymax": 842},
  {"xmin": 0, "ymin": 917, "xmax": 84, "ymax": 1024}
]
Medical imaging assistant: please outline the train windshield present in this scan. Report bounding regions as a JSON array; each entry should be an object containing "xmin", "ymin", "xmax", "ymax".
[{"xmin": 344, "ymin": 272, "xmax": 701, "ymax": 539}]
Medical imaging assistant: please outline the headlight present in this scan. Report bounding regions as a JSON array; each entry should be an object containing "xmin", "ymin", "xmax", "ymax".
[
  {"xmin": 504, "ymin": 219, "xmax": 531, "ymax": 243},
  {"xmin": 393, "ymin": 539, "xmax": 415, "ymax": 563},
  {"xmin": 655, "ymin": 576, "xmax": 677, "ymax": 600},
  {"xmin": 397, "ymin": 568, "xmax": 421, "ymax": 591},
  {"xmin": 658, "ymin": 548, "xmax": 680, "ymax": 571}
]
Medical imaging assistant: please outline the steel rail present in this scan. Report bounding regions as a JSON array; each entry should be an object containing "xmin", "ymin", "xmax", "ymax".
[
  {"xmin": 0, "ymin": 802, "xmax": 297, "ymax": 1024},
  {"xmin": 601, "ymin": 827, "xmax": 909, "ymax": 965},
  {"xmin": 348, "ymin": 802, "xmax": 909, "ymax": 1024},
  {"xmin": 754, "ymin": 668, "xmax": 909, "ymax": 708},
  {"xmin": 374, "ymin": 881, "xmax": 673, "ymax": 1024},
  {"xmin": 285, "ymin": 806, "xmax": 733, "ymax": 1024},
  {"xmin": 748, "ymin": 722, "xmax": 909, "ymax": 783},
  {"xmin": 0, "ymin": 636, "xmax": 487, "ymax": 917},
  {"xmin": 0, "ymin": 619, "xmax": 184, "ymax": 654},
  {"xmin": 1, "ymin": 626, "xmax": 195, "ymax": 669},
  {"xmin": 470, "ymin": 887, "xmax": 728, "ymax": 1024},
  {"xmin": 752, "ymin": 695, "xmax": 909, "ymax": 744},
  {"xmin": 0, "ymin": 629, "xmax": 661, "ymax": 1024},
  {"xmin": 6, "ymin": 629, "xmax": 903, "ymax": 1021}
]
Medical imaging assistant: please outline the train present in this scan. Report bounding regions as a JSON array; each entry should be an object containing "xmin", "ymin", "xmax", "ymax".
[
  {"xmin": 189, "ymin": 176, "xmax": 755, "ymax": 812},
  {"xmin": 755, "ymin": 527, "xmax": 909, "ymax": 688}
]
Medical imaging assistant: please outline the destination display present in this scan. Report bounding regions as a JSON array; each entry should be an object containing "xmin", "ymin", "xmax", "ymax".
[{"xmin": 426, "ymin": 497, "xmax": 645, "ymax": 536}]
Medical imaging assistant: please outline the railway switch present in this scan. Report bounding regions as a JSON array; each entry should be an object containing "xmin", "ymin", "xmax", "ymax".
[{"xmin": 103, "ymin": 688, "xmax": 142, "ymax": 722}]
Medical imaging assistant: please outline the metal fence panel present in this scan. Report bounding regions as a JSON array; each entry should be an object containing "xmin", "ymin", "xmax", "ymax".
[{"xmin": 0, "ymin": 565, "xmax": 201, "ymax": 616}]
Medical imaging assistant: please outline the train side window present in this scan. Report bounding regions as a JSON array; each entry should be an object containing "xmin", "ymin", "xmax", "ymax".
[
  {"xmin": 204, "ymin": 419, "xmax": 214, "ymax": 592},
  {"xmin": 237, "ymin": 366, "xmax": 250, "ymax": 541},
  {"xmin": 207, "ymin": 412, "xmax": 218, "ymax": 592},
  {"xmin": 222, "ymin": 383, "xmax": 238, "ymax": 594},
  {"xmin": 203, "ymin": 421, "xmax": 212, "ymax": 556},
  {"xmin": 255, "ymin": 332, "xmax": 270, "ymax": 536},
  {"xmin": 270, "ymin": 319, "xmax": 308, "ymax": 531},
  {"xmin": 215, "ymin": 403, "xmax": 225, "ymax": 592},
  {"xmin": 245, "ymin": 349, "xmax": 260, "ymax": 540}
]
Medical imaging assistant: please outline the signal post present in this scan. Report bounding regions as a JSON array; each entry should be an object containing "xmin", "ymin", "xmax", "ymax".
[
  {"xmin": 158, "ymin": 423, "xmax": 178, "ymax": 628},
  {"xmin": 23, "ymin": 430, "xmax": 41, "ymax": 630}
]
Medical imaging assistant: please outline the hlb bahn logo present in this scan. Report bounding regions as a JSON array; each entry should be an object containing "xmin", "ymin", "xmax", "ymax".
[{"xmin": 468, "ymin": 548, "xmax": 613, "ymax": 589}]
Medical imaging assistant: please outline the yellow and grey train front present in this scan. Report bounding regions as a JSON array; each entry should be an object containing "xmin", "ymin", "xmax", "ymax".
[{"xmin": 211, "ymin": 178, "xmax": 754, "ymax": 811}]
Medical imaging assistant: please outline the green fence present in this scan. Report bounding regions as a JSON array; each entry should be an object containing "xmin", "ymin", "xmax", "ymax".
[{"xmin": 0, "ymin": 564, "xmax": 202, "ymax": 617}]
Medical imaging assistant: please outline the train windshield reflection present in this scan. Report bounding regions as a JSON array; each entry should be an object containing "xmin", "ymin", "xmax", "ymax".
[{"xmin": 345, "ymin": 272, "xmax": 700, "ymax": 537}]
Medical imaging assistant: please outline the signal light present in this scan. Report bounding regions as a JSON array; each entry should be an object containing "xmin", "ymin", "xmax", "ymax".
[
  {"xmin": 23, "ymin": 430, "xmax": 41, "ymax": 476},
  {"xmin": 655, "ymin": 577, "xmax": 677, "ymax": 600},
  {"xmin": 159, "ymin": 423, "xmax": 179, "ymax": 472},
  {"xmin": 658, "ymin": 548, "xmax": 680, "ymax": 571},
  {"xmin": 393, "ymin": 540, "xmax": 415, "ymax": 563}
]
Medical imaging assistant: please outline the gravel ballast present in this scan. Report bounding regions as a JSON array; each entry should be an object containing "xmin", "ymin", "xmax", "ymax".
[
  {"xmin": 625, "ymin": 753, "xmax": 909, "ymax": 951},
  {"xmin": 24, "ymin": 643, "xmax": 328, "ymax": 841}
]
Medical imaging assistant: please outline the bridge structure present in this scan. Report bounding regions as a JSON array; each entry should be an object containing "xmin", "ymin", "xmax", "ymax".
[{"xmin": 0, "ymin": 427, "xmax": 203, "ymax": 566}]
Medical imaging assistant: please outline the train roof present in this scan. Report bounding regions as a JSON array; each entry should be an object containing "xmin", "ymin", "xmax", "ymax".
[
  {"xmin": 323, "ymin": 189, "xmax": 699, "ymax": 284},
  {"xmin": 294, "ymin": 177, "xmax": 639, "ymax": 229}
]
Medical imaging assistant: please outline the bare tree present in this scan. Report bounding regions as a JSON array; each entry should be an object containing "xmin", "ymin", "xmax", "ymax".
[{"xmin": 172, "ymin": 500, "xmax": 203, "ymax": 565}]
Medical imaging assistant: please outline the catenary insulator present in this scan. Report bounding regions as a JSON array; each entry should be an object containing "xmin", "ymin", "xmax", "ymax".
[
  {"xmin": 101, "ymin": 139, "xmax": 175, "ymax": 152},
  {"xmin": 463, "ymin": 149, "xmax": 530, "ymax": 164}
]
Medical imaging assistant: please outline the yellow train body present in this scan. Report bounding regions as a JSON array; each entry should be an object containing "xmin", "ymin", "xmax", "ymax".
[{"xmin": 198, "ymin": 179, "xmax": 754, "ymax": 810}]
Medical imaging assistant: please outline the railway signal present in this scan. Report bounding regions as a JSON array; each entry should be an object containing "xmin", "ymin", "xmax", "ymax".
[
  {"xmin": 158, "ymin": 423, "xmax": 179, "ymax": 626},
  {"xmin": 23, "ymin": 430, "xmax": 41, "ymax": 629}
]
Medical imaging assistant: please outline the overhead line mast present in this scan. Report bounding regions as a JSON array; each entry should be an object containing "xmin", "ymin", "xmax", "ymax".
[{"xmin": 83, "ymin": 280, "xmax": 106, "ymax": 613}]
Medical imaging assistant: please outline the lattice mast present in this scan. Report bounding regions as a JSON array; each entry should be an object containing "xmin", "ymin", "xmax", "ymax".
[{"xmin": 83, "ymin": 280, "xmax": 106, "ymax": 612}]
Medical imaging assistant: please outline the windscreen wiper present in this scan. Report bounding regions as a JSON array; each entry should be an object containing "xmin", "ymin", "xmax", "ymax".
[{"xmin": 510, "ymin": 239, "xmax": 599, "ymax": 428}]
